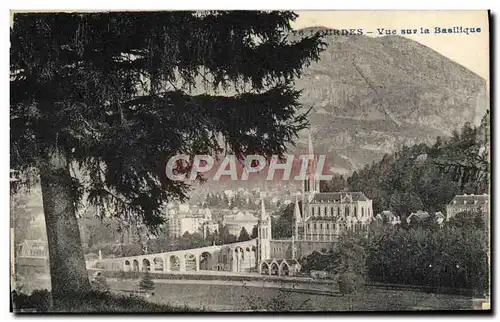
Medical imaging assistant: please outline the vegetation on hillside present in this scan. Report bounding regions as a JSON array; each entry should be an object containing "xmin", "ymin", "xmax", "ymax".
[{"xmin": 321, "ymin": 111, "xmax": 490, "ymax": 217}]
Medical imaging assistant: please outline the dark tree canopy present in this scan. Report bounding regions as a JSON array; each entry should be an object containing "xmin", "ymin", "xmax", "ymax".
[{"xmin": 11, "ymin": 11, "xmax": 326, "ymax": 229}]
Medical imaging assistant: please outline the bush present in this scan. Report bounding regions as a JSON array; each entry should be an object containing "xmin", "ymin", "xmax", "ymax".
[
  {"xmin": 138, "ymin": 272, "xmax": 155, "ymax": 294},
  {"xmin": 337, "ymin": 272, "xmax": 364, "ymax": 295},
  {"xmin": 91, "ymin": 273, "xmax": 110, "ymax": 292},
  {"xmin": 366, "ymin": 225, "xmax": 489, "ymax": 295},
  {"xmin": 11, "ymin": 289, "xmax": 203, "ymax": 312}
]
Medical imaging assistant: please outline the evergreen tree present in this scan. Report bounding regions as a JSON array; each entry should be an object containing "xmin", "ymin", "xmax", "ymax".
[
  {"xmin": 10, "ymin": 11, "xmax": 324, "ymax": 299},
  {"xmin": 238, "ymin": 227, "xmax": 250, "ymax": 242},
  {"xmin": 250, "ymin": 225, "xmax": 258, "ymax": 239}
]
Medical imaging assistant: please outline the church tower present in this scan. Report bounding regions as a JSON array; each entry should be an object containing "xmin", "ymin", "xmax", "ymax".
[
  {"xmin": 257, "ymin": 198, "xmax": 272, "ymax": 265},
  {"xmin": 304, "ymin": 132, "xmax": 321, "ymax": 194},
  {"xmin": 301, "ymin": 132, "xmax": 320, "ymax": 230}
]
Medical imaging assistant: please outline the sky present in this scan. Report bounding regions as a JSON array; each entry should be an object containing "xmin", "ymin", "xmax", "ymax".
[{"xmin": 292, "ymin": 11, "xmax": 489, "ymax": 82}]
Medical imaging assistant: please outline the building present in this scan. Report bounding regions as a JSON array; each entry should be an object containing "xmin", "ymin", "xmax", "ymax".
[
  {"xmin": 256, "ymin": 133, "xmax": 374, "ymax": 276},
  {"xmin": 202, "ymin": 220, "xmax": 219, "ymax": 238},
  {"xmin": 223, "ymin": 208, "xmax": 259, "ymax": 236},
  {"xmin": 406, "ymin": 210, "xmax": 430, "ymax": 224},
  {"xmin": 406, "ymin": 211, "xmax": 446, "ymax": 226},
  {"xmin": 375, "ymin": 211, "xmax": 401, "ymax": 225},
  {"xmin": 446, "ymin": 194, "xmax": 489, "ymax": 220},
  {"xmin": 165, "ymin": 203, "xmax": 214, "ymax": 238}
]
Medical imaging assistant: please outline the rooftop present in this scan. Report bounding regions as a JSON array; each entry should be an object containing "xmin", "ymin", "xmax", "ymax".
[
  {"xmin": 311, "ymin": 192, "xmax": 370, "ymax": 203},
  {"xmin": 449, "ymin": 194, "xmax": 489, "ymax": 206}
]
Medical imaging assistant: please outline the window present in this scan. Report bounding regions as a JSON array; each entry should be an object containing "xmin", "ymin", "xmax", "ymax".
[
  {"xmin": 311, "ymin": 207, "xmax": 315, "ymax": 216},
  {"xmin": 330, "ymin": 207, "xmax": 334, "ymax": 216},
  {"xmin": 314, "ymin": 223, "xmax": 317, "ymax": 229},
  {"xmin": 324, "ymin": 207, "xmax": 327, "ymax": 216},
  {"xmin": 362, "ymin": 207, "xmax": 364, "ymax": 217},
  {"xmin": 320, "ymin": 223, "xmax": 323, "ymax": 229},
  {"xmin": 326, "ymin": 223, "xmax": 330, "ymax": 229}
]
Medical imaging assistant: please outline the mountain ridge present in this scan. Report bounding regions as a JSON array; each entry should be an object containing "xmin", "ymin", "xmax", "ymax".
[{"xmin": 288, "ymin": 30, "xmax": 487, "ymax": 174}]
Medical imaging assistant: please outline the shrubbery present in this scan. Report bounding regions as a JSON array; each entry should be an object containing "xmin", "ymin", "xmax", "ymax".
[
  {"xmin": 11, "ymin": 290, "xmax": 202, "ymax": 312},
  {"xmin": 366, "ymin": 224, "xmax": 489, "ymax": 295},
  {"xmin": 300, "ymin": 223, "xmax": 489, "ymax": 296}
]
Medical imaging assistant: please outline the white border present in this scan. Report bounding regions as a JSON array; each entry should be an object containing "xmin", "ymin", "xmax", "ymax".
[{"xmin": 2, "ymin": 1, "xmax": 498, "ymax": 321}]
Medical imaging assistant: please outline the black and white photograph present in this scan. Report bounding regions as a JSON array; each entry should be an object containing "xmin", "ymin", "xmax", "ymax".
[{"xmin": 9, "ymin": 10, "xmax": 491, "ymax": 313}]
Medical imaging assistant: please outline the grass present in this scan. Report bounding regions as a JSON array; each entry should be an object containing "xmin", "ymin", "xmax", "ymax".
[{"xmin": 11, "ymin": 289, "xmax": 204, "ymax": 313}]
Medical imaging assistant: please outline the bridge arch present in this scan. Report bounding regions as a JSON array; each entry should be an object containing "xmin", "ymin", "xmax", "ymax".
[
  {"xmin": 200, "ymin": 252, "xmax": 213, "ymax": 270},
  {"xmin": 185, "ymin": 253, "xmax": 197, "ymax": 271},
  {"xmin": 169, "ymin": 255, "xmax": 180, "ymax": 271},
  {"xmin": 153, "ymin": 257, "xmax": 164, "ymax": 272},
  {"xmin": 133, "ymin": 259, "xmax": 139, "ymax": 272},
  {"xmin": 124, "ymin": 260, "xmax": 131, "ymax": 272},
  {"xmin": 142, "ymin": 258, "xmax": 151, "ymax": 272}
]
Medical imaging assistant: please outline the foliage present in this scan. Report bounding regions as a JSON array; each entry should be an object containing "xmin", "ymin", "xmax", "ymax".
[
  {"xmin": 138, "ymin": 272, "xmax": 155, "ymax": 293},
  {"xmin": 250, "ymin": 225, "xmax": 258, "ymax": 239},
  {"xmin": 215, "ymin": 223, "xmax": 238, "ymax": 245},
  {"xmin": 299, "ymin": 223, "xmax": 489, "ymax": 296},
  {"xmin": 11, "ymin": 11, "xmax": 325, "ymax": 229},
  {"xmin": 365, "ymin": 224, "xmax": 489, "ymax": 296},
  {"xmin": 320, "ymin": 174, "xmax": 346, "ymax": 192},
  {"xmin": 237, "ymin": 227, "xmax": 251, "ymax": 242},
  {"xmin": 271, "ymin": 202, "xmax": 296, "ymax": 239},
  {"xmin": 448, "ymin": 210, "xmax": 486, "ymax": 230},
  {"xmin": 11, "ymin": 289, "xmax": 202, "ymax": 312},
  {"xmin": 90, "ymin": 273, "xmax": 110, "ymax": 292},
  {"xmin": 342, "ymin": 112, "xmax": 490, "ymax": 216}
]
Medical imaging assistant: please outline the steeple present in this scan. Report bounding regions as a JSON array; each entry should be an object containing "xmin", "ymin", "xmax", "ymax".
[
  {"xmin": 304, "ymin": 131, "xmax": 320, "ymax": 194},
  {"xmin": 260, "ymin": 198, "xmax": 269, "ymax": 221},
  {"xmin": 293, "ymin": 194, "xmax": 302, "ymax": 222}
]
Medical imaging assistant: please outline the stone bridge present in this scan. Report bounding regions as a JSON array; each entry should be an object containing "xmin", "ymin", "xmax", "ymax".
[{"xmin": 90, "ymin": 239, "xmax": 257, "ymax": 273}]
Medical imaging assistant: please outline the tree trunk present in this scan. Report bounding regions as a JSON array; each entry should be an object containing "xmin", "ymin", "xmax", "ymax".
[{"xmin": 39, "ymin": 150, "xmax": 91, "ymax": 301}]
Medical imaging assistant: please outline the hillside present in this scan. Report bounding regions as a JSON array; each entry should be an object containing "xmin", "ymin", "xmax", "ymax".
[{"xmin": 290, "ymin": 29, "xmax": 488, "ymax": 174}]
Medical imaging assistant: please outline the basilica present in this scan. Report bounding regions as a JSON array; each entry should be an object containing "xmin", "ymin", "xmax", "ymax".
[{"xmin": 257, "ymin": 135, "xmax": 373, "ymax": 276}]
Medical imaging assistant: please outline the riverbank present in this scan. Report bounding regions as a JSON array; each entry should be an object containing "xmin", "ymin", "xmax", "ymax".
[{"xmin": 106, "ymin": 278, "xmax": 478, "ymax": 311}]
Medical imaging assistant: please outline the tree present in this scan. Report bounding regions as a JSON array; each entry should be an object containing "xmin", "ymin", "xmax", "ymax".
[
  {"xmin": 138, "ymin": 271, "xmax": 155, "ymax": 296},
  {"xmin": 237, "ymin": 227, "xmax": 250, "ymax": 242},
  {"xmin": 10, "ymin": 11, "xmax": 325, "ymax": 300},
  {"xmin": 250, "ymin": 225, "xmax": 258, "ymax": 239}
]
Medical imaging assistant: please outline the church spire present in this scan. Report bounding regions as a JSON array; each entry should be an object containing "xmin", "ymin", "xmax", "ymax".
[
  {"xmin": 293, "ymin": 194, "xmax": 301, "ymax": 222},
  {"xmin": 304, "ymin": 130, "xmax": 320, "ymax": 194},
  {"xmin": 308, "ymin": 131, "xmax": 314, "ymax": 156},
  {"xmin": 260, "ymin": 198, "xmax": 267, "ymax": 220}
]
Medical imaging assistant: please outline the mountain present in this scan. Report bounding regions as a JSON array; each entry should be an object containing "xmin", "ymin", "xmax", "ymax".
[{"xmin": 290, "ymin": 28, "xmax": 488, "ymax": 174}]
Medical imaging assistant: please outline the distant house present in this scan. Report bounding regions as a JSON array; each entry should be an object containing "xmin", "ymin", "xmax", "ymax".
[
  {"xmin": 446, "ymin": 194, "xmax": 489, "ymax": 220},
  {"xmin": 406, "ymin": 210, "xmax": 430, "ymax": 224},
  {"xmin": 434, "ymin": 212, "xmax": 446, "ymax": 225},
  {"xmin": 407, "ymin": 211, "xmax": 447, "ymax": 226},
  {"xmin": 375, "ymin": 211, "xmax": 401, "ymax": 225}
]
